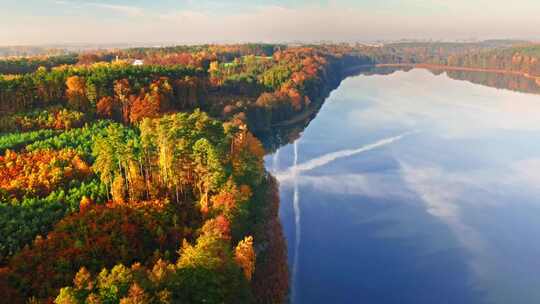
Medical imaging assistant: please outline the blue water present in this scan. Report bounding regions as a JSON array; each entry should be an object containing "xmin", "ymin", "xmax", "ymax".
[{"xmin": 266, "ymin": 69, "xmax": 540, "ymax": 304}]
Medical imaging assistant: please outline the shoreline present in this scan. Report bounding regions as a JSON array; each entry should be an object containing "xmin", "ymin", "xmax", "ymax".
[{"xmin": 268, "ymin": 63, "xmax": 371, "ymax": 129}]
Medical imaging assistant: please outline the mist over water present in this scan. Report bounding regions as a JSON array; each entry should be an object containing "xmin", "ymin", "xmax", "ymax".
[{"xmin": 266, "ymin": 69, "xmax": 540, "ymax": 304}]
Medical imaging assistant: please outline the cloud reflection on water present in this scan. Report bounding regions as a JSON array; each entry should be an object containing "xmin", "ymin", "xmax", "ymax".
[{"xmin": 338, "ymin": 69, "xmax": 540, "ymax": 139}]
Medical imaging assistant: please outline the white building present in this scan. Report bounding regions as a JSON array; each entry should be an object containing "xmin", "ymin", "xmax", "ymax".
[{"xmin": 132, "ymin": 59, "xmax": 144, "ymax": 66}]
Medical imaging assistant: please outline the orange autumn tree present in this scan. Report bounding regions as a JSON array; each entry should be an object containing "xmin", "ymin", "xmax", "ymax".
[
  {"xmin": 229, "ymin": 123, "xmax": 265, "ymax": 186},
  {"xmin": 129, "ymin": 78, "xmax": 173, "ymax": 123},
  {"xmin": 65, "ymin": 76, "xmax": 90, "ymax": 111},
  {"xmin": 209, "ymin": 179, "xmax": 252, "ymax": 221},
  {"xmin": 234, "ymin": 236, "xmax": 255, "ymax": 281},
  {"xmin": 96, "ymin": 96, "xmax": 115, "ymax": 119}
]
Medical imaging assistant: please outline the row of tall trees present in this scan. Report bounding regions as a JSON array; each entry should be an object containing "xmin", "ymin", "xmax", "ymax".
[{"xmin": 92, "ymin": 112, "xmax": 264, "ymax": 227}]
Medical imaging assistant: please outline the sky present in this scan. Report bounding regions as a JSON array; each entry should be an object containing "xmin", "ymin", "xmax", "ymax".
[{"xmin": 1, "ymin": 0, "xmax": 539, "ymax": 45}]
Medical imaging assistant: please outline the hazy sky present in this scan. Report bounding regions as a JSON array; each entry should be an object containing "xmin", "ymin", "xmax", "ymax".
[{"xmin": 1, "ymin": 0, "xmax": 539, "ymax": 45}]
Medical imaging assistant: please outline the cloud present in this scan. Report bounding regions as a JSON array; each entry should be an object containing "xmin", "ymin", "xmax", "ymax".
[
  {"xmin": 152, "ymin": 2, "xmax": 540, "ymax": 42},
  {"xmin": 52, "ymin": 0, "xmax": 144, "ymax": 17},
  {"xmin": 86, "ymin": 2, "xmax": 145, "ymax": 17},
  {"xmin": 4, "ymin": 1, "xmax": 540, "ymax": 45}
]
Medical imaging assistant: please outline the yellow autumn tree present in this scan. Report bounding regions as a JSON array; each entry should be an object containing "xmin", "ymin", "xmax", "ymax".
[{"xmin": 79, "ymin": 196, "xmax": 93, "ymax": 213}]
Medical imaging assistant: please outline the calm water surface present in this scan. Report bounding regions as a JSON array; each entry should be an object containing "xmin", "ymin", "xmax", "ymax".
[{"xmin": 265, "ymin": 69, "xmax": 540, "ymax": 304}]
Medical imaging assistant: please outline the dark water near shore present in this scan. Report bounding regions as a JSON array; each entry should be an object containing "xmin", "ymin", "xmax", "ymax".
[{"xmin": 265, "ymin": 68, "xmax": 540, "ymax": 304}]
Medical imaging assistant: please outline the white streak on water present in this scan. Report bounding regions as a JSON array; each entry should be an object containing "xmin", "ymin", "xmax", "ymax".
[
  {"xmin": 276, "ymin": 132, "xmax": 414, "ymax": 182},
  {"xmin": 292, "ymin": 140, "xmax": 301, "ymax": 303},
  {"xmin": 272, "ymin": 149, "xmax": 280, "ymax": 173}
]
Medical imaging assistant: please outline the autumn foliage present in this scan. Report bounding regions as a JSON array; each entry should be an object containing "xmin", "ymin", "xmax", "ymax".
[
  {"xmin": 0, "ymin": 149, "xmax": 91, "ymax": 199},
  {"xmin": 7, "ymin": 200, "xmax": 182, "ymax": 299}
]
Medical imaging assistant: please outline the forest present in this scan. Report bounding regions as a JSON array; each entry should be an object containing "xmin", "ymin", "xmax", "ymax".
[{"xmin": 0, "ymin": 43, "xmax": 364, "ymax": 304}]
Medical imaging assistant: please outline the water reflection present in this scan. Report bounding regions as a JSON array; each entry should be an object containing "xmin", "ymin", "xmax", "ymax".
[
  {"xmin": 432, "ymin": 69, "xmax": 540, "ymax": 95},
  {"xmin": 265, "ymin": 68, "xmax": 540, "ymax": 304}
]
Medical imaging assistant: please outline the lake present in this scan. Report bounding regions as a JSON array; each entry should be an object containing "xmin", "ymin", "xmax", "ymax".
[{"xmin": 265, "ymin": 68, "xmax": 540, "ymax": 304}]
